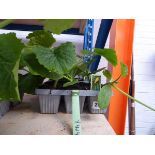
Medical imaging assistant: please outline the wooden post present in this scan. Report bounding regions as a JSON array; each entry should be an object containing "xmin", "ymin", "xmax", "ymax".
[
  {"xmin": 128, "ymin": 80, "xmax": 136, "ymax": 135},
  {"xmin": 79, "ymin": 19, "xmax": 87, "ymax": 34},
  {"xmin": 128, "ymin": 60, "xmax": 136, "ymax": 135}
]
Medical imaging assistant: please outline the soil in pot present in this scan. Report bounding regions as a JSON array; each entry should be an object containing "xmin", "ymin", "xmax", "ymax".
[{"xmin": 39, "ymin": 79, "xmax": 90, "ymax": 90}]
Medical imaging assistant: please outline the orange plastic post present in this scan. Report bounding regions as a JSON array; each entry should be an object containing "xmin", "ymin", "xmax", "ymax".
[{"xmin": 108, "ymin": 19, "xmax": 135, "ymax": 135}]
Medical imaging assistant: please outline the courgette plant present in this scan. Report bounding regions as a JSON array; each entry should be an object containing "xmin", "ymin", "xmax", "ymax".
[
  {"xmin": 0, "ymin": 19, "xmax": 77, "ymax": 101},
  {"xmin": 0, "ymin": 19, "xmax": 154, "ymax": 112}
]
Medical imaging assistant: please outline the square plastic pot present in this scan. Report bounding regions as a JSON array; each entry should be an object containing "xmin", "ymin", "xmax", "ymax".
[
  {"xmin": 88, "ymin": 96, "xmax": 107, "ymax": 114},
  {"xmin": 0, "ymin": 101, "xmax": 10, "ymax": 118},
  {"xmin": 36, "ymin": 89, "xmax": 61, "ymax": 114},
  {"xmin": 64, "ymin": 96, "xmax": 85, "ymax": 113},
  {"xmin": 38, "ymin": 95, "xmax": 61, "ymax": 114}
]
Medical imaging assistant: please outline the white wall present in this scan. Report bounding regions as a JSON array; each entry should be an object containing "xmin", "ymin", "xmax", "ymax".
[{"xmin": 125, "ymin": 19, "xmax": 155, "ymax": 135}]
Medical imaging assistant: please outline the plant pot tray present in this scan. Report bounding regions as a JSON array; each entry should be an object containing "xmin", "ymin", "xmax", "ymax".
[
  {"xmin": 35, "ymin": 89, "xmax": 99, "ymax": 96},
  {"xmin": 35, "ymin": 89, "xmax": 105, "ymax": 114},
  {"xmin": 36, "ymin": 89, "xmax": 99, "ymax": 114}
]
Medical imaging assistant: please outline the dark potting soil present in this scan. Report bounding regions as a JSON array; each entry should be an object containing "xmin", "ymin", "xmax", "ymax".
[{"xmin": 39, "ymin": 80, "xmax": 90, "ymax": 90}]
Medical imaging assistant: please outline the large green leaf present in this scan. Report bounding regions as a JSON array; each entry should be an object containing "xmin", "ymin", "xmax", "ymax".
[
  {"xmin": 22, "ymin": 47, "xmax": 63, "ymax": 80},
  {"xmin": 41, "ymin": 19, "xmax": 77, "ymax": 34},
  {"xmin": 19, "ymin": 73, "xmax": 44, "ymax": 95},
  {"xmin": 22, "ymin": 48, "xmax": 49, "ymax": 76},
  {"xmin": 94, "ymin": 48, "xmax": 118, "ymax": 66},
  {"xmin": 0, "ymin": 33, "xmax": 25, "ymax": 101},
  {"xmin": 26, "ymin": 30, "xmax": 56, "ymax": 47},
  {"xmin": 68, "ymin": 58, "xmax": 95, "ymax": 78},
  {"xmin": 68, "ymin": 61, "xmax": 88, "ymax": 77},
  {"xmin": 33, "ymin": 42, "xmax": 77, "ymax": 75},
  {"xmin": 98, "ymin": 84, "xmax": 112, "ymax": 109},
  {"xmin": 120, "ymin": 62, "xmax": 128, "ymax": 77}
]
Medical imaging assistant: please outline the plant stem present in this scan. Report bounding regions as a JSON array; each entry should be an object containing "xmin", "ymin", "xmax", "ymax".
[
  {"xmin": 63, "ymin": 75, "xmax": 72, "ymax": 81},
  {"xmin": 111, "ymin": 75, "xmax": 121, "ymax": 84},
  {"xmin": 54, "ymin": 80, "xmax": 58, "ymax": 88},
  {"xmin": 0, "ymin": 19, "xmax": 14, "ymax": 29},
  {"xmin": 101, "ymin": 75, "xmax": 122, "ymax": 87},
  {"xmin": 112, "ymin": 84, "xmax": 155, "ymax": 111}
]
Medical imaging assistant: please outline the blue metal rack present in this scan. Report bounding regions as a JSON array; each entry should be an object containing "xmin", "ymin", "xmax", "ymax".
[
  {"xmin": 83, "ymin": 19, "xmax": 94, "ymax": 63},
  {"xmin": 83, "ymin": 19, "xmax": 113, "ymax": 72},
  {"xmin": 83, "ymin": 19, "xmax": 94, "ymax": 51}
]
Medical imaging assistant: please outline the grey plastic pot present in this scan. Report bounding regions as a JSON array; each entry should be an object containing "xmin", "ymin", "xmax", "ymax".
[
  {"xmin": 35, "ymin": 89, "xmax": 61, "ymax": 114},
  {"xmin": 0, "ymin": 101, "xmax": 10, "ymax": 118},
  {"xmin": 88, "ymin": 96, "xmax": 107, "ymax": 114},
  {"xmin": 64, "ymin": 96, "xmax": 85, "ymax": 113},
  {"xmin": 36, "ymin": 89, "xmax": 101, "ymax": 114},
  {"xmin": 58, "ymin": 90, "xmax": 99, "ymax": 113},
  {"xmin": 57, "ymin": 90, "xmax": 98, "ymax": 113},
  {"xmin": 39, "ymin": 95, "xmax": 61, "ymax": 114}
]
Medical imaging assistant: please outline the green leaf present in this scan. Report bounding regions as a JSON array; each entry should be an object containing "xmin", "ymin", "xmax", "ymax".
[
  {"xmin": 33, "ymin": 42, "xmax": 77, "ymax": 75},
  {"xmin": 103, "ymin": 70, "xmax": 112, "ymax": 80},
  {"xmin": 22, "ymin": 47, "xmax": 63, "ymax": 80},
  {"xmin": 22, "ymin": 48, "xmax": 49, "ymax": 76},
  {"xmin": 65, "ymin": 56, "xmax": 95, "ymax": 79},
  {"xmin": 0, "ymin": 33, "xmax": 25, "ymax": 101},
  {"xmin": 42, "ymin": 19, "xmax": 77, "ymax": 34},
  {"xmin": 98, "ymin": 84, "xmax": 112, "ymax": 109},
  {"xmin": 68, "ymin": 60, "xmax": 89, "ymax": 77},
  {"xmin": 63, "ymin": 79, "xmax": 78, "ymax": 87},
  {"xmin": 26, "ymin": 30, "xmax": 56, "ymax": 47},
  {"xmin": 120, "ymin": 62, "xmax": 128, "ymax": 77},
  {"xmin": 19, "ymin": 73, "xmax": 44, "ymax": 95},
  {"xmin": 94, "ymin": 48, "xmax": 118, "ymax": 66}
]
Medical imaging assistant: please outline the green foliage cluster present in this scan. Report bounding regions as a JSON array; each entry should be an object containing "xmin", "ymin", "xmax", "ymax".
[{"xmin": 0, "ymin": 19, "xmax": 154, "ymax": 111}]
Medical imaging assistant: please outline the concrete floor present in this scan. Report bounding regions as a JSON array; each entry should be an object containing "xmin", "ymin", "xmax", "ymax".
[{"xmin": 0, "ymin": 95, "xmax": 115, "ymax": 135}]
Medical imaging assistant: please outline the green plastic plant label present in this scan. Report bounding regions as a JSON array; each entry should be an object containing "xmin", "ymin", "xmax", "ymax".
[
  {"xmin": 90, "ymin": 74, "xmax": 101, "ymax": 110},
  {"xmin": 72, "ymin": 90, "xmax": 81, "ymax": 135},
  {"xmin": 90, "ymin": 74, "xmax": 101, "ymax": 91}
]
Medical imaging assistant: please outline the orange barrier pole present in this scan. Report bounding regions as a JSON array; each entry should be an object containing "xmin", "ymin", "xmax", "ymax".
[{"xmin": 108, "ymin": 19, "xmax": 135, "ymax": 135}]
